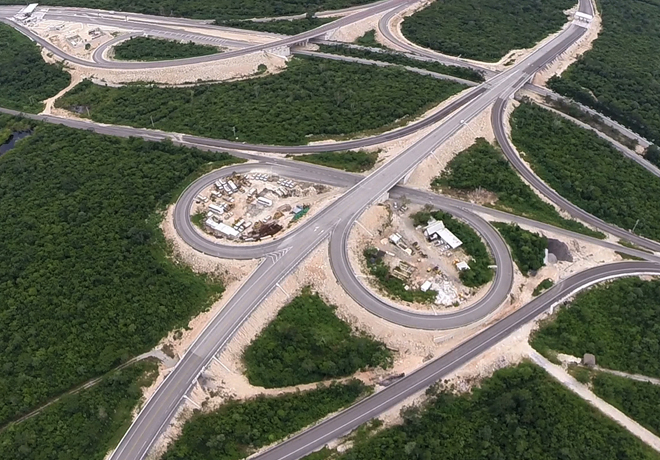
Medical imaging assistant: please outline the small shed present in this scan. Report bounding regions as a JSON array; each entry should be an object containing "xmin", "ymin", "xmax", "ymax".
[{"xmin": 582, "ymin": 353, "xmax": 596, "ymax": 368}]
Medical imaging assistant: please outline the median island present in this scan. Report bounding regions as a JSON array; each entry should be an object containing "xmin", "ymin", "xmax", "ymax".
[
  {"xmin": 112, "ymin": 37, "xmax": 222, "ymax": 61},
  {"xmin": 54, "ymin": 57, "xmax": 468, "ymax": 145}
]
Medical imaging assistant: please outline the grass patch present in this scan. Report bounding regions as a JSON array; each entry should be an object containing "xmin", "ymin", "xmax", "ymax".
[
  {"xmin": 592, "ymin": 372, "xmax": 660, "ymax": 436},
  {"xmin": 547, "ymin": 0, "xmax": 660, "ymax": 144},
  {"xmin": 616, "ymin": 251, "xmax": 645, "ymax": 261},
  {"xmin": 531, "ymin": 277, "xmax": 660, "ymax": 378},
  {"xmin": 161, "ymin": 380, "xmax": 370, "ymax": 460},
  {"xmin": 243, "ymin": 289, "xmax": 392, "ymax": 387},
  {"xmin": 434, "ymin": 138, "xmax": 604, "ymax": 238},
  {"xmin": 293, "ymin": 149, "xmax": 378, "ymax": 172},
  {"xmin": 331, "ymin": 363, "xmax": 658, "ymax": 459},
  {"xmin": 191, "ymin": 211, "xmax": 206, "ymax": 229},
  {"xmin": 0, "ymin": 361, "xmax": 158, "ymax": 460},
  {"xmin": 411, "ymin": 209, "xmax": 494, "ymax": 287},
  {"xmin": 492, "ymin": 222, "xmax": 547, "ymax": 276},
  {"xmin": 401, "ymin": 0, "xmax": 575, "ymax": 62},
  {"xmin": 113, "ymin": 37, "xmax": 220, "ymax": 61},
  {"xmin": 533, "ymin": 278, "xmax": 554, "ymax": 296},
  {"xmin": 0, "ymin": 22, "xmax": 70, "ymax": 112},
  {"xmin": 55, "ymin": 57, "xmax": 466, "ymax": 146},
  {"xmin": 0, "ymin": 114, "xmax": 239, "ymax": 425},
  {"xmin": 511, "ymin": 102, "xmax": 660, "ymax": 242},
  {"xmin": 317, "ymin": 43, "xmax": 485, "ymax": 82},
  {"xmin": 216, "ymin": 16, "xmax": 337, "ymax": 34}
]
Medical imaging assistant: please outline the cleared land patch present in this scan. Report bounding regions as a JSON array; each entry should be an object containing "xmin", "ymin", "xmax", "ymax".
[
  {"xmin": 113, "ymin": 37, "xmax": 220, "ymax": 61},
  {"xmin": 56, "ymin": 57, "xmax": 467, "ymax": 145},
  {"xmin": 401, "ymin": 0, "xmax": 575, "ymax": 62},
  {"xmin": 0, "ymin": 114, "xmax": 239, "ymax": 425},
  {"xmin": 243, "ymin": 289, "xmax": 392, "ymax": 388},
  {"xmin": 0, "ymin": 22, "xmax": 70, "ymax": 112},
  {"xmin": 548, "ymin": 0, "xmax": 660, "ymax": 144},
  {"xmin": 511, "ymin": 102, "xmax": 660, "ymax": 242}
]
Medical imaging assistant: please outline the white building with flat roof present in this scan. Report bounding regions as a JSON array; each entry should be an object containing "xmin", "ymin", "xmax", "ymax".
[
  {"xmin": 424, "ymin": 220, "xmax": 462, "ymax": 249},
  {"xmin": 205, "ymin": 218, "xmax": 240, "ymax": 239}
]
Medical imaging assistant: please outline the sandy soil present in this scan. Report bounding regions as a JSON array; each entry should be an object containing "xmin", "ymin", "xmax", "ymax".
[
  {"xmin": 347, "ymin": 202, "xmax": 491, "ymax": 313},
  {"xmin": 405, "ymin": 102, "xmax": 495, "ymax": 189},
  {"xmin": 40, "ymin": 72, "xmax": 83, "ymax": 114},
  {"xmin": 533, "ymin": 6, "xmax": 602, "ymax": 86},
  {"xmin": 326, "ymin": 10, "xmax": 385, "ymax": 43},
  {"xmin": 192, "ymin": 172, "xmax": 343, "ymax": 245}
]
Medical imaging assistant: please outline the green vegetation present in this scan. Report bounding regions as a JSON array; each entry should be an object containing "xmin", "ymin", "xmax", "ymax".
[
  {"xmin": 511, "ymin": 102, "xmax": 660, "ymax": 242},
  {"xmin": 354, "ymin": 29, "xmax": 383, "ymax": 48},
  {"xmin": 401, "ymin": 0, "xmax": 574, "ymax": 62},
  {"xmin": 532, "ymin": 278, "xmax": 554, "ymax": 296},
  {"xmin": 492, "ymin": 222, "xmax": 547, "ymax": 276},
  {"xmin": 318, "ymin": 44, "xmax": 485, "ymax": 82},
  {"xmin": 0, "ymin": 361, "xmax": 157, "ymax": 460},
  {"xmin": 411, "ymin": 209, "xmax": 493, "ymax": 287},
  {"xmin": 434, "ymin": 138, "xmax": 604, "ymax": 238},
  {"xmin": 293, "ymin": 149, "xmax": 378, "ymax": 172},
  {"xmin": 570, "ymin": 365, "xmax": 593, "ymax": 384},
  {"xmin": 646, "ymin": 145, "xmax": 660, "ymax": 168},
  {"xmin": 243, "ymin": 289, "xmax": 392, "ymax": 387},
  {"xmin": 331, "ymin": 363, "xmax": 659, "ymax": 460},
  {"xmin": 618, "ymin": 239, "xmax": 652, "ymax": 254},
  {"xmin": 56, "ymin": 57, "xmax": 466, "ymax": 145},
  {"xmin": 543, "ymin": 96, "xmax": 638, "ymax": 150},
  {"xmin": 616, "ymin": 251, "xmax": 645, "ymax": 261},
  {"xmin": 113, "ymin": 37, "xmax": 220, "ymax": 61},
  {"xmin": 532, "ymin": 277, "xmax": 660, "ymax": 378},
  {"xmin": 363, "ymin": 247, "xmax": 437, "ymax": 303},
  {"xmin": 0, "ymin": 114, "xmax": 239, "ymax": 424},
  {"xmin": 0, "ymin": 0, "xmax": 374, "ymax": 20},
  {"xmin": 0, "ymin": 23, "xmax": 70, "ymax": 112},
  {"xmin": 592, "ymin": 373, "xmax": 660, "ymax": 436},
  {"xmin": 547, "ymin": 0, "xmax": 660, "ymax": 144},
  {"xmin": 217, "ymin": 16, "xmax": 337, "ymax": 34},
  {"xmin": 191, "ymin": 211, "xmax": 206, "ymax": 229},
  {"xmin": 161, "ymin": 380, "xmax": 369, "ymax": 460}
]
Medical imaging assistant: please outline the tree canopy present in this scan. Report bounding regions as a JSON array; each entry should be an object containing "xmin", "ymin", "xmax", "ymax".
[
  {"xmin": 511, "ymin": 102, "xmax": 660, "ymax": 242},
  {"xmin": 532, "ymin": 277, "xmax": 660, "ymax": 378},
  {"xmin": 492, "ymin": 222, "xmax": 547, "ymax": 276},
  {"xmin": 113, "ymin": 37, "xmax": 220, "ymax": 61},
  {"xmin": 243, "ymin": 289, "xmax": 392, "ymax": 388},
  {"xmin": 55, "ymin": 57, "xmax": 466, "ymax": 145},
  {"xmin": 401, "ymin": 0, "xmax": 575, "ymax": 62},
  {"xmin": 335, "ymin": 363, "xmax": 659, "ymax": 460},
  {"xmin": 548, "ymin": 0, "xmax": 660, "ymax": 144},
  {"xmin": 0, "ymin": 361, "xmax": 157, "ymax": 460},
  {"xmin": 162, "ymin": 380, "xmax": 369, "ymax": 460},
  {"xmin": 0, "ymin": 23, "xmax": 70, "ymax": 113},
  {"xmin": 0, "ymin": 114, "xmax": 239, "ymax": 424},
  {"xmin": 435, "ymin": 138, "xmax": 603, "ymax": 237}
]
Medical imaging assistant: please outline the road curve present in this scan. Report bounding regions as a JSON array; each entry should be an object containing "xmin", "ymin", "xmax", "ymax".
[
  {"xmin": 1, "ymin": 0, "xmax": 412, "ymax": 69},
  {"xmin": 493, "ymin": 97, "xmax": 660, "ymax": 253},
  {"xmin": 249, "ymin": 261, "xmax": 660, "ymax": 460}
]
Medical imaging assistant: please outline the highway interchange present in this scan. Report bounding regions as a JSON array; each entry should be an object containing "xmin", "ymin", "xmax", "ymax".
[{"xmin": 2, "ymin": 0, "xmax": 660, "ymax": 459}]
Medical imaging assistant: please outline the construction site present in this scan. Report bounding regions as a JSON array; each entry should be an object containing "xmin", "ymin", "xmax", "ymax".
[
  {"xmin": 353, "ymin": 202, "xmax": 485, "ymax": 310},
  {"xmin": 191, "ymin": 172, "xmax": 340, "ymax": 243}
]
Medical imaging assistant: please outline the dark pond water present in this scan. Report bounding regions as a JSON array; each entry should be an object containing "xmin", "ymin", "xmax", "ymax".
[{"xmin": 0, "ymin": 131, "xmax": 31, "ymax": 156}]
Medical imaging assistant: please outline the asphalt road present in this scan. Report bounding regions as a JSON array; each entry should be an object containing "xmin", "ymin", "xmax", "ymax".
[
  {"xmin": 492, "ymin": 97, "xmax": 660, "ymax": 253},
  {"xmin": 0, "ymin": 0, "xmax": 412, "ymax": 69},
  {"xmin": 249, "ymin": 261, "xmax": 660, "ymax": 460},
  {"xmin": 107, "ymin": 11, "xmax": 593, "ymax": 458}
]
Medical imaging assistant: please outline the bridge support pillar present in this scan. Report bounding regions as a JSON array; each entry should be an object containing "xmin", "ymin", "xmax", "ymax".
[{"xmin": 265, "ymin": 45, "xmax": 291, "ymax": 59}]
